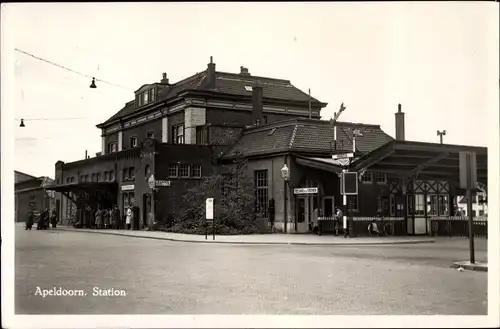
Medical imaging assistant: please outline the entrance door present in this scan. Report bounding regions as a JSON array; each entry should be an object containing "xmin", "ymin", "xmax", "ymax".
[
  {"xmin": 295, "ymin": 196, "xmax": 310, "ymax": 233},
  {"xmin": 143, "ymin": 194, "xmax": 152, "ymax": 228}
]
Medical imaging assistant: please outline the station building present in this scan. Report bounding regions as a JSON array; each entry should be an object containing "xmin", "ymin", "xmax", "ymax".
[{"xmin": 48, "ymin": 57, "xmax": 488, "ymax": 235}]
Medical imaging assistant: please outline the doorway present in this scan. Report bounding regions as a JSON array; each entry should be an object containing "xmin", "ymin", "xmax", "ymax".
[
  {"xmin": 295, "ymin": 196, "xmax": 310, "ymax": 233},
  {"xmin": 143, "ymin": 194, "xmax": 152, "ymax": 229}
]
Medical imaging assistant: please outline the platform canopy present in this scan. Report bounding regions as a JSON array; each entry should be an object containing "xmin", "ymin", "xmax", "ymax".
[
  {"xmin": 349, "ymin": 140, "xmax": 487, "ymax": 185},
  {"xmin": 45, "ymin": 181, "xmax": 118, "ymax": 205}
]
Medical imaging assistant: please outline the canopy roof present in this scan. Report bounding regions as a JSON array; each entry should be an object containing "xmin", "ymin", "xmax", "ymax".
[{"xmin": 349, "ymin": 140, "xmax": 487, "ymax": 184}]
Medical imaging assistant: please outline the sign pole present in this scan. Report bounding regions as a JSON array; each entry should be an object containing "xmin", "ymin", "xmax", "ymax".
[
  {"xmin": 213, "ymin": 216, "xmax": 215, "ymax": 240},
  {"xmin": 205, "ymin": 218, "xmax": 208, "ymax": 240}
]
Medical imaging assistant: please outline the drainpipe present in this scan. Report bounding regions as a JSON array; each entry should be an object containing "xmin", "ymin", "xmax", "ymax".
[{"xmin": 284, "ymin": 154, "xmax": 289, "ymax": 234}]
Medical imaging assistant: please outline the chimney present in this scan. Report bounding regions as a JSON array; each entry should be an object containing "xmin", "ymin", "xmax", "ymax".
[
  {"xmin": 240, "ymin": 66, "xmax": 250, "ymax": 76},
  {"xmin": 207, "ymin": 56, "xmax": 216, "ymax": 87},
  {"xmin": 252, "ymin": 83, "xmax": 263, "ymax": 125},
  {"xmin": 395, "ymin": 103, "xmax": 405, "ymax": 141},
  {"xmin": 161, "ymin": 72, "xmax": 169, "ymax": 84}
]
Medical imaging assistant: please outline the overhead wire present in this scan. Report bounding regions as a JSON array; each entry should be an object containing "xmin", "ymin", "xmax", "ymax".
[{"xmin": 14, "ymin": 48, "xmax": 133, "ymax": 91}]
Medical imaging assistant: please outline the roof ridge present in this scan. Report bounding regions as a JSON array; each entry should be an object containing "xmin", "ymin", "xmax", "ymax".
[{"xmin": 216, "ymin": 71, "xmax": 290, "ymax": 84}]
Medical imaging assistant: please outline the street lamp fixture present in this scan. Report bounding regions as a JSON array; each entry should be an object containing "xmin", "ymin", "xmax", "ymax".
[
  {"xmin": 19, "ymin": 119, "xmax": 25, "ymax": 127},
  {"xmin": 281, "ymin": 164, "xmax": 290, "ymax": 233},
  {"xmin": 281, "ymin": 164, "xmax": 290, "ymax": 181},
  {"xmin": 90, "ymin": 77, "xmax": 97, "ymax": 89}
]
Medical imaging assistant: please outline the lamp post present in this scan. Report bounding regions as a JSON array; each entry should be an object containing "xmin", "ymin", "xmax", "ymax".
[
  {"xmin": 437, "ymin": 130, "xmax": 446, "ymax": 144},
  {"xmin": 281, "ymin": 164, "xmax": 290, "ymax": 233}
]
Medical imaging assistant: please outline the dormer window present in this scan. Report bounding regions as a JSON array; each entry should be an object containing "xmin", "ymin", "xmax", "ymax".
[{"xmin": 136, "ymin": 87, "xmax": 157, "ymax": 107}]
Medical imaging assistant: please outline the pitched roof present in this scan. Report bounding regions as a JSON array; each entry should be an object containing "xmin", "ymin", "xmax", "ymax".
[
  {"xmin": 15, "ymin": 170, "xmax": 37, "ymax": 184},
  {"xmin": 98, "ymin": 66, "xmax": 325, "ymax": 127},
  {"xmin": 223, "ymin": 118, "xmax": 394, "ymax": 158}
]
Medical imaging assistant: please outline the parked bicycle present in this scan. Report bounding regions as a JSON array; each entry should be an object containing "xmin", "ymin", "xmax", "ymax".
[{"xmin": 368, "ymin": 218, "xmax": 394, "ymax": 237}]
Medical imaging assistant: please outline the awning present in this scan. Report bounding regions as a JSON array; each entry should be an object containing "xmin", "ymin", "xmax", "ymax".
[
  {"xmin": 349, "ymin": 140, "xmax": 487, "ymax": 184},
  {"xmin": 295, "ymin": 156, "xmax": 346, "ymax": 174},
  {"xmin": 45, "ymin": 181, "xmax": 118, "ymax": 193}
]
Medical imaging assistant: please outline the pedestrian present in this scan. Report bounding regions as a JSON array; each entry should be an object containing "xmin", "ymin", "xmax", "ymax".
[
  {"xmin": 114, "ymin": 206, "xmax": 121, "ymax": 230},
  {"xmin": 103, "ymin": 208, "xmax": 109, "ymax": 229},
  {"xmin": 51, "ymin": 209, "xmax": 58, "ymax": 228},
  {"xmin": 42, "ymin": 208, "xmax": 49, "ymax": 230},
  {"xmin": 126, "ymin": 207, "xmax": 133, "ymax": 230},
  {"xmin": 334, "ymin": 211, "xmax": 340, "ymax": 236},
  {"xmin": 147, "ymin": 211, "xmax": 154, "ymax": 231},
  {"xmin": 95, "ymin": 207, "xmax": 102, "ymax": 229},
  {"xmin": 26, "ymin": 210, "xmax": 34, "ymax": 230}
]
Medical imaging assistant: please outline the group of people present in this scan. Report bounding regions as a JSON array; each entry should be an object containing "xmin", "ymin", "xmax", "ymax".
[
  {"xmin": 311, "ymin": 206, "xmax": 347, "ymax": 237},
  {"xmin": 25, "ymin": 208, "xmax": 58, "ymax": 231},
  {"xmin": 88, "ymin": 205, "xmax": 134, "ymax": 230}
]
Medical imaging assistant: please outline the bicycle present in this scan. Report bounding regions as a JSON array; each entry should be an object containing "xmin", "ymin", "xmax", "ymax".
[{"xmin": 368, "ymin": 219, "xmax": 394, "ymax": 237}]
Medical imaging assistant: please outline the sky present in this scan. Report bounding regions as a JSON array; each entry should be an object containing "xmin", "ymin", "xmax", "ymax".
[{"xmin": 2, "ymin": 2, "xmax": 499, "ymax": 178}]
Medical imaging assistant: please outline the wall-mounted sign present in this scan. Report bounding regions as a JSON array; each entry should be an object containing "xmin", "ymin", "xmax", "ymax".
[
  {"xmin": 340, "ymin": 172, "xmax": 358, "ymax": 195},
  {"xmin": 294, "ymin": 187, "xmax": 318, "ymax": 194},
  {"xmin": 148, "ymin": 175, "xmax": 155, "ymax": 189},
  {"xmin": 121, "ymin": 185, "xmax": 135, "ymax": 191},
  {"xmin": 156, "ymin": 180, "xmax": 171, "ymax": 187},
  {"xmin": 332, "ymin": 153, "xmax": 354, "ymax": 160}
]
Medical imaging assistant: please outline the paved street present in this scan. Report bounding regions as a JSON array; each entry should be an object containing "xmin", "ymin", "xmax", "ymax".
[{"xmin": 15, "ymin": 226, "xmax": 487, "ymax": 315}]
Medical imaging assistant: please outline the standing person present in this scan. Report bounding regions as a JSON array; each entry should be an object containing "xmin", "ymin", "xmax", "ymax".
[
  {"xmin": 103, "ymin": 208, "xmax": 109, "ymax": 229},
  {"xmin": 26, "ymin": 210, "xmax": 34, "ymax": 230},
  {"xmin": 42, "ymin": 208, "xmax": 49, "ymax": 230},
  {"xmin": 51, "ymin": 209, "xmax": 58, "ymax": 228},
  {"xmin": 334, "ymin": 209, "xmax": 341, "ymax": 236},
  {"xmin": 126, "ymin": 207, "xmax": 133, "ymax": 230},
  {"xmin": 147, "ymin": 211, "xmax": 154, "ymax": 231},
  {"xmin": 95, "ymin": 207, "xmax": 102, "ymax": 229},
  {"xmin": 115, "ymin": 206, "xmax": 121, "ymax": 230}
]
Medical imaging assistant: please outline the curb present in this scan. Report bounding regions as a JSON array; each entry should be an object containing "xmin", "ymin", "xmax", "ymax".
[
  {"xmin": 54, "ymin": 227, "xmax": 436, "ymax": 246},
  {"xmin": 452, "ymin": 261, "xmax": 488, "ymax": 272}
]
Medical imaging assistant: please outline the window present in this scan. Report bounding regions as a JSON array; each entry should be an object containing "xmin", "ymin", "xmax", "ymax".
[
  {"xmin": 151, "ymin": 88, "xmax": 156, "ymax": 101},
  {"xmin": 108, "ymin": 142, "xmax": 118, "ymax": 153},
  {"xmin": 143, "ymin": 91, "xmax": 149, "ymax": 104},
  {"xmin": 129, "ymin": 167, "xmax": 135, "ymax": 179},
  {"xmin": 110, "ymin": 170, "xmax": 115, "ymax": 181},
  {"xmin": 479, "ymin": 210, "xmax": 484, "ymax": 216},
  {"xmin": 180, "ymin": 164, "xmax": 190, "ymax": 178},
  {"xmin": 438, "ymin": 195, "xmax": 449, "ymax": 216},
  {"xmin": 104, "ymin": 171, "xmax": 109, "ymax": 181},
  {"xmin": 84, "ymin": 175, "xmax": 89, "ymax": 182},
  {"xmin": 130, "ymin": 137, "xmax": 138, "ymax": 148},
  {"xmin": 348, "ymin": 195, "xmax": 359, "ymax": 212},
  {"xmin": 123, "ymin": 168, "xmax": 128, "ymax": 181},
  {"xmin": 172, "ymin": 124, "xmax": 184, "ymax": 144},
  {"xmin": 254, "ymin": 170, "xmax": 269, "ymax": 218},
  {"xmin": 427, "ymin": 194, "xmax": 438, "ymax": 216},
  {"xmin": 96, "ymin": 173, "xmax": 101, "ymax": 182},
  {"xmin": 91, "ymin": 173, "xmax": 96, "ymax": 182},
  {"xmin": 263, "ymin": 116, "xmax": 268, "ymax": 124},
  {"xmin": 136, "ymin": 94, "xmax": 141, "ymax": 107},
  {"xmin": 362, "ymin": 171, "xmax": 373, "ymax": 183},
  {"xmin": 407, "ymin": 195, "xmax": 414, "ymax": 216},
  {"xmin": 415, "ymin": 194, "xmax": 425, "ymax": 216},
  {"xmin": 196, "ymin": 126, "xmax": 205, "ymax": 144},
  {"xmin": 390, "ymin": 194, "xmax": 396, "ymax": 216},
  {"xmin": 147, "ymin": 131, "xmax": 155, "ymax": 139},
  {"xmin": 192, "ymin": 164, "xmax": 202, "ymax": 178},
  {"xmin": 168, "ymin": 163, "xmax": 179, "ymax": 177},
  {"xmin": 375, "ymin": 172, "xmax": 387, "ymax": 184}
]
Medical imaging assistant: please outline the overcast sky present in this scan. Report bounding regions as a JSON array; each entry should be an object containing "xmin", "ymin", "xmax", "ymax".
[{"xmin": 2, "ymin": 2, "xmax": 499, "ymax": 178}]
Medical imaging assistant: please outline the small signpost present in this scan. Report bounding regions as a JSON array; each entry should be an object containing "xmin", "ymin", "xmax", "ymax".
[
  {"xmin": 206, "ymin": 198, "xmax": 215, "ymax": 240},
  {"xmin": 459, "ymin": 151, "xmax": 477, "ymax": 264},
  {"xmin": 332, "ymin": 152, "xmax": 355, "ymax": 160}
]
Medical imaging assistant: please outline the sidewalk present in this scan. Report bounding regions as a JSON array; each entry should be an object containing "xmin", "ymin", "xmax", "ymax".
[{"xmin": 53, "ymin": 225, "xmax": 436, "ymax": 246}]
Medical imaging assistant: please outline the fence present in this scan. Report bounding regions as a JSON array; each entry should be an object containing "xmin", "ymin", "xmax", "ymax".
[{"xmin": 429, "ymin": 216, "xmax": 488, "ymax": 238}]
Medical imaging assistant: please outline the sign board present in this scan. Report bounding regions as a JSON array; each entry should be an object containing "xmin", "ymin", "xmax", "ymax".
[
  {"xmin": 459, "ymin": 152, "xmax": 477, "ymax": 190},
  {"xmin": 156, "ymin": 180, "xmax": 171, "ymax": 187},
  {"xmin": 293, "ymin": 187, "xmax": 318, "ymax": 194},
  {"xmin": 148, "ymin": 175, "xmax": 155, "ymax": 189},
  {"xmin": 340, "ymin": 172, "xmax": 358, "ymax": 195},
  {"xmin": 206, "ymin": 198, "xmax": 214, "ymax": 220},
  {"xmin": 332, "ymin": 153, "xmax": 354, "ymax": 160},
  {"xmin": 121, "ymin": 185, "xmax": 135, "ymax": 191}
]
